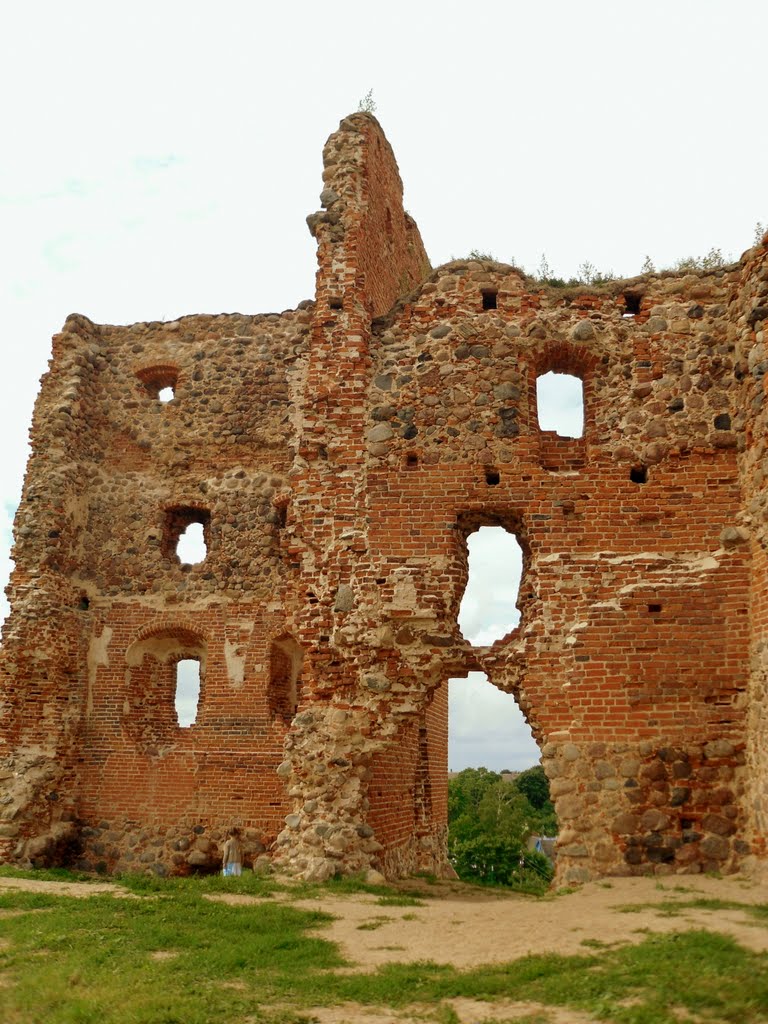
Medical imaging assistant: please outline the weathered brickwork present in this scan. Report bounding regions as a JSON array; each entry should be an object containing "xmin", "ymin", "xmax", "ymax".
[{"xmin": 1, "ymin": 112, "xmax": 766, "ymax": 883}]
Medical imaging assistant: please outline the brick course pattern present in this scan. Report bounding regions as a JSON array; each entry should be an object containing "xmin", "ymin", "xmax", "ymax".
[{"xmin": 1, "ymin": 112, "xmax": 767, "ymax": 884}]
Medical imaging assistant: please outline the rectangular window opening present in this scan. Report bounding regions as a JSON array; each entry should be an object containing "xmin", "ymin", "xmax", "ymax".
[
  {"xmin": 482, "ymin": 289, "xmax": 498, "ymax": 311},
  {"xmin": 175, "ymin": 659, "xmax": 201, "ymax": 727},
  {"xmin": 536, "ymin": 371, "xmax": 584, "ymax": 438}
]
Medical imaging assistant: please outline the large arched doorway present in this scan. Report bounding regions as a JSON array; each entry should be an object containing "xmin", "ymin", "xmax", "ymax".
[{"xmin": 448, "ymin": 525, "xmax": 556, "ymax": 888}]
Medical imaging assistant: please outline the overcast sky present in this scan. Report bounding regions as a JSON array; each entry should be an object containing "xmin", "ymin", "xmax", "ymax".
[{"xmin": 2, "ymin": 0, "xmax": 766, "ymax": 771}]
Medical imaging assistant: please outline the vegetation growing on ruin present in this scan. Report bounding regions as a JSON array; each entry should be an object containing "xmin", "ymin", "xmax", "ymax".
[
  {"xmin": 447, "ymin": 765, "xmax": 556, "ymax": 891},
  {"xmin": 463, "ymin": 234, "xmax": 768, "ymax": 286}
]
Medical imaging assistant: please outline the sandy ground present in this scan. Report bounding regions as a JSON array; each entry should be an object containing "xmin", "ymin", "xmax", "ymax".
[
  {"xmin": 2, "ymin": 872, "xmax": 768, "ymax": 1023},
  {"xmin": 206, "ymin": 873, "xmax": 768, "ymax": 967}
]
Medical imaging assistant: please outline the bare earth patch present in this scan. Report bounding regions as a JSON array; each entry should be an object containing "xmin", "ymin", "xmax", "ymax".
[
  {"xmin": 0, "ymin": 876, "xmax": 128, "ymax": 898},
  {"xmin": 206, "ymin": 874, "xmax": 768, "ymax": 969},
  {"xmin": 304, "ymin": 999, "xmax": 598, "ymax": 1024}
]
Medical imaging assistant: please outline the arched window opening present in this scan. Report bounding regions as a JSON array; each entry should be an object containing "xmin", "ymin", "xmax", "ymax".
[
  {"xmin": 536, "ymin": 371, "xmax": 584, "ymax": 439},
  {"xmin": 459, "ymin": 526, "xmax": 522, "ymax": 646},
  {"xmin": 446, "ymin": 522, "xmax": 557, "ymax": 885},
  {"xmin": 137, "ymin": 365, "xmax": 179, "ymax": 402},
  {"xmin": 163, "ymin": 507, "xmax": 210, "ymax": 565},
  {"xmin": 175, "ymin": 658, "xmax": 201, "ymax": 727},
  {"xmin": 123, "ymin": 628, "xmax": 206, "ymax": 752}
]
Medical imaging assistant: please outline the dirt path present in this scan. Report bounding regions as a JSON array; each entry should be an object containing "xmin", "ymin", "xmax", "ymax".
[
  {"xmin": 207, "ymin": 873, "xmax": 768, "ymax": 968},
  {"xmin": 0, "ymin": 876, "xmax": 127, "ymax": 898}
]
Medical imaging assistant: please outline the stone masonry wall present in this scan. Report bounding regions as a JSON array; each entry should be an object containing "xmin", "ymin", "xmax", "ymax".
[{"xmin": 1, "ymin": 111, "xmax": 766, "ymax": 883}]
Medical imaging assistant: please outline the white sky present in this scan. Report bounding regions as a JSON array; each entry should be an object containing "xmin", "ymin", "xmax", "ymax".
[{"xmin": 2, "ymin": 0, "xmax": 766, "ymax": 771}]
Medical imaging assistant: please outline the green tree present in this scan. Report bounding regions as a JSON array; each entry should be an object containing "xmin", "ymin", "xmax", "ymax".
[
  {"xmin": 448, "ymin": 767, "xmax": 501, "ymax": 823},
  {"xmin": 515, "ymin": 764, "xmax": 550, "ymax": 810},
  {"xmin": 448, "ymin": 766, "xmax": 555, "ymax": 890}
]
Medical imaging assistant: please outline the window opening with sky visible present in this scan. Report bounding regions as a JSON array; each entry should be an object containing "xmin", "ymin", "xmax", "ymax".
[
  {"xmin": 536, "ymin": 371, "xmax": 584, "ymax": 438},
  {"xmin": 175, "ymin": 658, "xmax": 201, "ymax": 727},
  {"xmin": 449, "ymin": 526, "xmax": 539, "ymax": 772},
  {"xmin": 449, "ymin": 387, "xmax": 579, "ymax": 771},
  {"xmin": 176, "ymin": 521, "xmax": 207, "ymax": 564}
]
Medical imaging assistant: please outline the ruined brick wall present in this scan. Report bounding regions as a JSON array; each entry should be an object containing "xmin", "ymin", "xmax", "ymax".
[
  {"xmin": 733, "ymin": 235, "xmax": 768, "ymax": 866},
  {"xmin": 1, "ymin": 111, "xmax": 766, "ymax": 883},
  {"xmin": 0, "ymin": 309, "xmax": 316, "ymax": 872}
]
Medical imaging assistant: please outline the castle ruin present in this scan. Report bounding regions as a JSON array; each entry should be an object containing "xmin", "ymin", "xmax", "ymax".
[{"xmin": 1, "ymin": 112, "xmax": 767, "ymax": 884}]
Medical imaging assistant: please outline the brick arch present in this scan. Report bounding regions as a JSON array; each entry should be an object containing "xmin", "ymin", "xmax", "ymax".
[
  {"xmin": 135, "ymin": 363, "xmax": 180, "ymax": 398},
  {"xmin": 535, "ymin": 340, "xmax": 599, "ymax": 378},
  {"xmin": 132, "ymin": 620, "xmax": 211, "ymax": 646}
]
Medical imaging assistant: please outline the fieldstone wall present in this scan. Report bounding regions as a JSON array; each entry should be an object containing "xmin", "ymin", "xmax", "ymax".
[{"xmin": 0, "ymin": 111, "xmax": 766, "ymax": 882}]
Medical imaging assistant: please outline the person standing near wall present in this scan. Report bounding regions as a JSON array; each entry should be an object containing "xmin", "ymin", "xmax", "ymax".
[{"xmin": 221, "ymin": 827, "xmax": 243, "ymax": 877}]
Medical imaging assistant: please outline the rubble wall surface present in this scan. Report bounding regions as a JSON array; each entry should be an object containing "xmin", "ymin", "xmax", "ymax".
[{"xmin": 1, "ymin": 111, "xmax": 766, "ymax": 883}]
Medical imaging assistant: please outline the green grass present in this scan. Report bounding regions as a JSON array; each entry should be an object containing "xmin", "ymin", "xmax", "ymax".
[
  {"xmin": 0, "ymin": 885, "xmax": 340, "ymax": 1023},
  {"xmin": 375, "ymin": 893, "xmax": 424, "ymax": 907},
  {"xmin": 0, "ymin": 864, "xmax": 434, "ymax": 905},
  {"xmin": 356, "ymin": 915, "xmax": 393, "ymax": 931},
  {"xmin": 618, "ymin": 896, "xmax": 768, "ymax": 925},
  {"xmin": 0, "ymin": 872, "xmax": 767, "ymax": 1023},
  {"xmin": 0, "ymin": 864, "xmax": 99, "ymax": 884}
]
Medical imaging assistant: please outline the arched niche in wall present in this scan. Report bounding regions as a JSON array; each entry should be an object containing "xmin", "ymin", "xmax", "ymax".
[
  {"xmin": 123, "ymin": 627, "xmax": 207, "ymax": 754},
  {"xmin": 268, "ymin": 635, "xmax": 304, "ymax": 724},
  {"xmin": 136, "ymin": 364, "xmax": 180, "ymax": 402}
]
